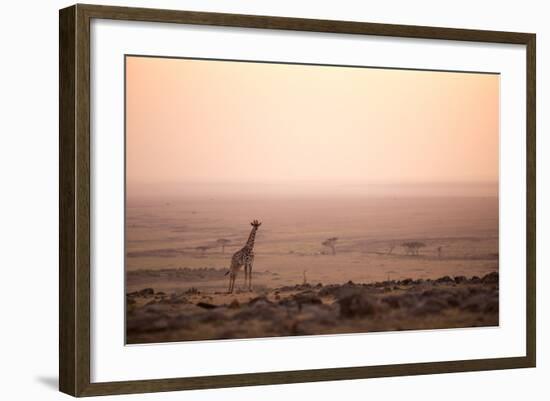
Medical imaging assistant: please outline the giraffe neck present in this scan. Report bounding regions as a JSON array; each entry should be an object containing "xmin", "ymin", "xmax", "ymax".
[{"xmin": 245, "ymin": 227, "xmax": 258, "ymax": 249}]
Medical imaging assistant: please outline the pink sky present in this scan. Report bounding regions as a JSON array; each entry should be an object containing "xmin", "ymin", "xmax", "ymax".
[{"xmin": 126, "ymin": 56, "xmax": 499, "ymax": 193}]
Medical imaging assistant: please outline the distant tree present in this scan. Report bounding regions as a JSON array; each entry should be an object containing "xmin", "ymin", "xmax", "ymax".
[
  {"xmin": 195, "ymin": 246, "xmax": 209, "ymax": 255},
  {"xmin": 437, "ymin": 246, "xmax": 443, "ymax": 259},
  {"xmin": 216, "ymin": 238, "xmax": 231, "ymax": 253},
  {"xmin": 401, "ymin": 241, "xmax": 426, "ymax": 256},
  {"xmin": 387, "ymin": 242, "xmax": 396, "ymax": 255},
  {"xmin": 322, "ymin": 237, "xmax": 338, "ymax": 255}
]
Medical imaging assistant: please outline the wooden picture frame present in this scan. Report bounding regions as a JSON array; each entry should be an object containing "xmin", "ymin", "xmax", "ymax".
[{"xmin": 59, "ymin": 3, "xmax": 536, "ymax": 397}]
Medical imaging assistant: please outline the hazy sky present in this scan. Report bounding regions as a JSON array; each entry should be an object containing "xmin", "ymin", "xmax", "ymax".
[{"xmin": 126, "ymin": 56, "xmax": 499, "ymax": 193}]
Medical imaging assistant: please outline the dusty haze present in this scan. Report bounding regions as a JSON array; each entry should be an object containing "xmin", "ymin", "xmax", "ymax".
[{"xmin": 126, "ymin": 56, "xmax": 499, "ymax": 195}]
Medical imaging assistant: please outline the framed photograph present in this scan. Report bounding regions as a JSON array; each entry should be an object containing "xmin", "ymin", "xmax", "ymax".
[{"xmin": 59, "ymin": 4, "xmax": 536, "ymax": 397}]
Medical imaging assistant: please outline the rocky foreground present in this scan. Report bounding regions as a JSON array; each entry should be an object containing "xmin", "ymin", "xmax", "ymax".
[{"xmin": 126, "ymin": 272, "xmax": 499, "ymax": 344}]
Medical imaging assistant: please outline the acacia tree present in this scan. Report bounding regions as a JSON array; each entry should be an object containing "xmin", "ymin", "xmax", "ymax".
[
  {"xmin": 195, "ymin": 245, "xmax": 209, "ymax": 255},
  {"xmin": 401, "ymin": 241, "xmax": 426, "ymax": 256},
  {"xmin": 216, "ymin": 238, "xmax": 231, "ymax": 253},
  {"xmin": 322, "ymin": 237, "xmax": 338, "ymax": 255}
]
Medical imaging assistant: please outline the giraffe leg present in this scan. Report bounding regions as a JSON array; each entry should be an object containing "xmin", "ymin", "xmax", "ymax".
[
  {"xmin": 243, "ymin": 266, "xmax": 248, "ymax": 288},
  {"xmin": 228, "ymin": 272, "xmax": 235, "ymax": 294},
  {"xmin": 252, "ymin": 256, "xmax": 256, "ymax": 290},
  {"xmin": 244, "ymin": 264, "xmax": 250, "ymax": 291},
  {"xmin": 248, "ymin": 256, "xmax": 254, "ymax": 291},
  {"xmin": 248, "ymin": 265, "xmax": 253, "ymax": 291}
]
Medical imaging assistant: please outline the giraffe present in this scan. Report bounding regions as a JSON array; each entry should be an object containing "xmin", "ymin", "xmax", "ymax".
[{"xmin": 226, "ymin": 220, "xmax": 262, "ymax": 293}]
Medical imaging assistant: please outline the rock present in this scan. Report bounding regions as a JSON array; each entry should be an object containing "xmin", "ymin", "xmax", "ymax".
[
  {"xmin": 481, "ymin": 272, "xmax": 499, "ymax": 284},
  {"xmin": 196, "ymin": 302, "xmax": 217, "ymax": 309},
  {"xmin": 292, "ymin": 291, "xmax": 322, "ymax": 306},
  {"xmin": 435, "ymin": 276, "xmax": 453, "ymax": 284},
  {"xmin": 228, "ymin": 299, "xmax": 240, "ymax": 309},
  {"xmin": 280, "ymin": 283, "xmax": 312, "ymax": 292},
  {"xmin": 138, "ymin": 288, "xmax": 154, "ymax": 297},
  {"xmin": 318, "ymin": 284, "xmax": 341, "ymax": 297},
  {"xmin": 284, "ymin": 292, "xmax": 323, "ymax": 311},
  {"xmin": 454, "ymin": 276, "xmax": 467, "ymax": 284},
  {"xmin": 248, "ymin": 296, "xmax": 274, "ymax": 307},
  {"xmin": 277, "ymin": 298, "xmax": 297, "ymax": 307},
  {"xmin": 160, "ymin": 294, "xmax": 188, "ymax": 305},
  {"xmin": 338, "ymin": 293, "xmax": 378, "ymax": 318},
  {"xmin": 235, "ymin": 299, "xmax": 279, "ymax": 321}
]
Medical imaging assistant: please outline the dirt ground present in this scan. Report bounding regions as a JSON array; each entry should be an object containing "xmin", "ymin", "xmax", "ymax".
[{"xmin": 126, "ymin": 271, "xmax": 499, "ymax": 343}]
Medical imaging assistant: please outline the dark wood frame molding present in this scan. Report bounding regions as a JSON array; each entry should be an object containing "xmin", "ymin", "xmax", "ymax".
[{"xmin": 59, "ymin": 3, "xmax": 536, "ymax": 397}]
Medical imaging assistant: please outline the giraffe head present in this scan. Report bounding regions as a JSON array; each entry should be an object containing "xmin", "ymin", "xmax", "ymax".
[{"xmin": 250, "ymin": 219, "xmax": 262, "ymax": 228}]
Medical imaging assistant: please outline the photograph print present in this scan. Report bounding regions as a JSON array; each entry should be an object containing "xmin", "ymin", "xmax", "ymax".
[{"xmin": 125, "ymin": 55, "xmax": 499, "ymax": 344}]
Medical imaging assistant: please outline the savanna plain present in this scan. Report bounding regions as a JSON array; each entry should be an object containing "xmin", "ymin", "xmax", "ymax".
[{"xmin": 126, "ymin": 189, "xmax": 499, "ymax": 343}]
